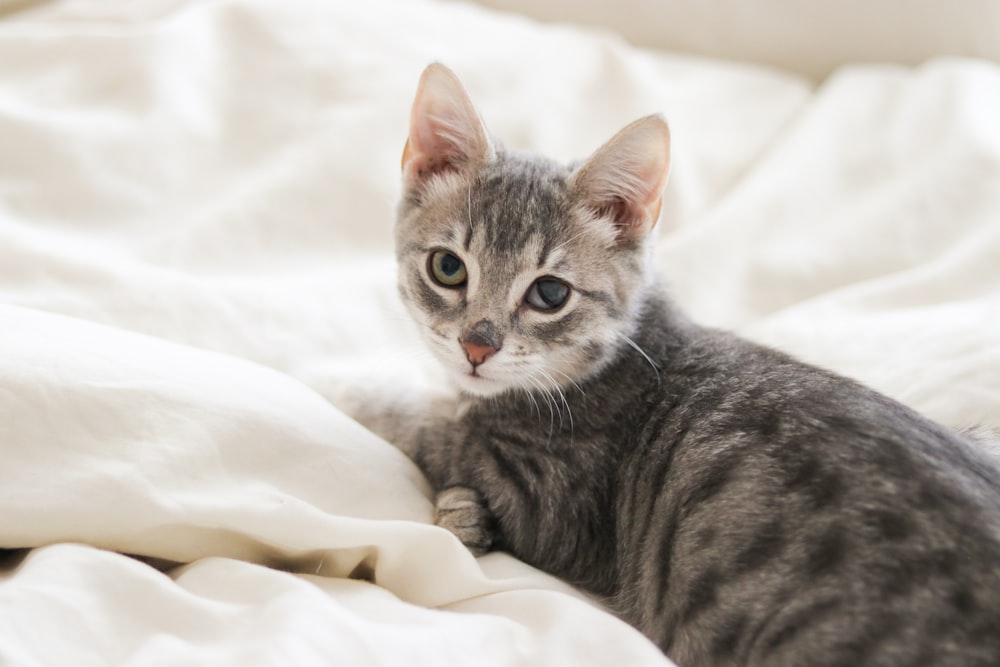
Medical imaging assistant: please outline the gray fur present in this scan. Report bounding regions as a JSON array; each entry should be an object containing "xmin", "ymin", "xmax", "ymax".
[{"xmin": 351, "ymin": 65, "xmax": 1000, "ymax": 667}]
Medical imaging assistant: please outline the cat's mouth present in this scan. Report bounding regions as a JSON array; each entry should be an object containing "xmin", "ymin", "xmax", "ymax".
[
  {"xmin": 465, "ymin": 367, "xmax": 491, "ymax": 383},
  {"xmin": 454, "ymin": 366, "xmax": 504, "ymax": 396}
]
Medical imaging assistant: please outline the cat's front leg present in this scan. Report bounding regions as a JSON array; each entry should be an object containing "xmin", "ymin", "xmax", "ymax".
[
  {"xmin": 329, "ymin": 376, "xmax": 498, "ymax": 554},
  {"xmin": 434, "ymin": 486, "xmax": 496, "ymax": 556}
]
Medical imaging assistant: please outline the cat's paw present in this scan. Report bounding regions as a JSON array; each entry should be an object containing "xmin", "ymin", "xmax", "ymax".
[{"xmin": 434, "ymin": 486, "xmax": 496, "ymax": 556}]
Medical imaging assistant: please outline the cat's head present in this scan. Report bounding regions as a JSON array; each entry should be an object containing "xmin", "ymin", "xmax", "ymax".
[{"xmin": 396, "ymin": 64, "xmax": 670, "ymax": 397}]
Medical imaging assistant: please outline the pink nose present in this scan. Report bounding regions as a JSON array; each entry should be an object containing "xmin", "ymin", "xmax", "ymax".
[{"xmin": 461, "ymin": 340, "xmax": 497, "ymax": 366}]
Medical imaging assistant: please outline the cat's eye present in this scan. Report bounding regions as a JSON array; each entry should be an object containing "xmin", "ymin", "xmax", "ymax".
[
  {"xmin": 429, "ymin": 250, "xmax": 467, "ymax": 287},
  {"xmin": 525, "ymin": 277, "xmax": 570, "ymax": 312}
]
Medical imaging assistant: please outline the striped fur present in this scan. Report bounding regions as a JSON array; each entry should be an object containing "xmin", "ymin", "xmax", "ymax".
[{"xmin": 354, "ymin": 65, "xmax": 1000, "ymax": 666}]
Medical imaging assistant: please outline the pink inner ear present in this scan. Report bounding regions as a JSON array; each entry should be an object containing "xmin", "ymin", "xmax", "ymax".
[
  {"xmin": 595, "ymin": 197, "xmax": 633, "ymax": 233},
  {"xmin": 402, "ymin": 139, "xmax": 457, "ymax": 184},
  {"xmin": 402, "ymin": 65, "xmax": 493, "ymax": 188},
  {"xmin": 403, "ymin": 110, "xmax": 474, "ymax": 186},
  {"xmin": 593, "ymin": 194, "xmax": 662, "ymax": 241},
  {"xmin": 416, "ymin": 155, "xmax": 452, "ymax": 179},
  {"xmin": 572, "ymin": 115, "xmax": 670, "ymax": 243}
]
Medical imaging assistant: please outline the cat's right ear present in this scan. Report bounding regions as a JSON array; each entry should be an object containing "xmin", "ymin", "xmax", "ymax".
[{"xmin": 402, "ymin": 64, "xmax": 494, "ymax": 189}]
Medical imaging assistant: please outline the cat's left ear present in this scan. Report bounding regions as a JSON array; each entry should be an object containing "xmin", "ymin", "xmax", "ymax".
[
  {"xmin": 569, "ymin": 115, "xmax": 671, "ymax": 243},
  {"xmin": 402, "ymin": 63, "xmax": 495, "ymax": 189}
]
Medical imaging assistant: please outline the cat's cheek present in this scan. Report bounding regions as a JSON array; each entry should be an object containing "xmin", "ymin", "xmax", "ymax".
[{"xmin": 420, "ymin": 332, "xmax": 465, "ymax": 370}]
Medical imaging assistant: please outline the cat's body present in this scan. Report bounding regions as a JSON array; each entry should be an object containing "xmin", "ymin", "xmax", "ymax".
[
  {"xmin": 410, "ymin": 289, "xmax": 1000, "ymax": 666},
  {"xmin": 344, "ymin": 64, "xmax": 1000, "ymax": 666}
]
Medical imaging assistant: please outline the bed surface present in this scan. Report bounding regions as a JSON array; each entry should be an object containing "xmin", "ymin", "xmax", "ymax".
[{"xmin": 1, "ymin": 1, "xmax": 998, "ymax": 665}]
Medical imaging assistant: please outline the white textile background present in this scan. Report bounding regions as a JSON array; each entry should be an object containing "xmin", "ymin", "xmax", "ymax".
[
  {"xmin": 0, "ymin": 1, "xmax": 998, "ymax": 665},
  {"xmin": 476, "ymin": 0, "xmax": 1000, "ymax": 81}
]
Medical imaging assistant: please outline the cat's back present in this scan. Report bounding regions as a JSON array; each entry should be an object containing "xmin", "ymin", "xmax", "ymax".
[{"xmin": 616, "ymin": 324, "xmax": 1000, "ymax": 667}]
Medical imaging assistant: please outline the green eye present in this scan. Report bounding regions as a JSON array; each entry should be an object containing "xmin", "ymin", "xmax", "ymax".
[{"xmin": 429, "ymin": 250, "xmax": 467, "ymax": 287}]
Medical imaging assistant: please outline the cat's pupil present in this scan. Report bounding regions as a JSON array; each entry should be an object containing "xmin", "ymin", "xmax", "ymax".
[
  {"xmin": 526, "ymin": 277, "xmax": 569, "ymax": 311},
  {"xmin": 440, "ymin": 253, "xmax": 461, "ymax": 276},
  {"xmin": 538, "ymin": 280, "xmax": 566, "ymax": 305},
  {"xmin": 429, "ymin": 250, "xmax": 467, "ymax": 287}
]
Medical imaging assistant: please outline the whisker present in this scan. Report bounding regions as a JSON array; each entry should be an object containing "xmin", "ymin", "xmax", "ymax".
[
  {"xmin": 532, "ymin": 369, "xmax": 568, "ymax": 443},
  {"xmin": 621, "ymin": 334, "xmax": 660, "ymax": 384},
  {"xmin": 517, "ymin": 377, "xmax": 543, "ymax": 421},
  {"xmin": 466, "ymin": 181, "xmax": 474, "ymax": 243},
  {"xmin": 538, "ymin": 368, "xmax": 574, "ymax": 436},
  {"xmin": 524, "ymin": 372, "xmax": 557, "ymax": 440},
  {"xmin": 525, "ymin": 383, "xmax": 542, "ymax": 421},
  {"xmin": 549, "ymin": 367, "xmax": 586, "ymax": 397}
]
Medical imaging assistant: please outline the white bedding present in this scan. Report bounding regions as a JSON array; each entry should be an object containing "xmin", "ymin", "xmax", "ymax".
[{"xmin": 1, "ymin": 1, "xmax": 998, "ymax": 665}]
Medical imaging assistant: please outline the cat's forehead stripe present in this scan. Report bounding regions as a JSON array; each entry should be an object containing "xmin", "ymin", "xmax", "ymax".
[
  {"xmin": 536, "ymin": 233, "xmax": 555, "ymax": 270},
  {"xmin": 469, "ymin": 157, "xmax": 567, "ymax": 257}
]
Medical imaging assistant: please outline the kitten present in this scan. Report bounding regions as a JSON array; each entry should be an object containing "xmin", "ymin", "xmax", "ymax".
[{"xmin": 344, "ymin": 63, "xmax": 1000, "ymax": 666}]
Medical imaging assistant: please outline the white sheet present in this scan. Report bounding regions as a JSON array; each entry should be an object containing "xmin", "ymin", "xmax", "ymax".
[
  {"xmin": 1, "ymin": 1, "xmax": 998, "ymax": 665},
  {"xmin": 477, "ymin": 0, "xmax": 1000, "ymax": 81}
]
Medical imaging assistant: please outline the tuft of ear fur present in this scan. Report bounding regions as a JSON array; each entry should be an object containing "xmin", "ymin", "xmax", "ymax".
[
  {"xmin": 569, "ymin": 115, "xmax": 671, "ymax": 243},
  {"xmin": 402, "ymin": 63, "xmax": 494, "ymax": 189}
]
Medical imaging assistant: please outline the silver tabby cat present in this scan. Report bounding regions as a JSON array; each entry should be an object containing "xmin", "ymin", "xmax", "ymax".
[{"xmin": 346, "ymin": 63, "xmax": 1000, "ymax": 667}]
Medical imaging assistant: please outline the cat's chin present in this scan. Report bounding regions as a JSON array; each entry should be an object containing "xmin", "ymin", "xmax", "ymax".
[{"xmin": 453, "ymin": 371, "xmax": 509, "ymax": 398}]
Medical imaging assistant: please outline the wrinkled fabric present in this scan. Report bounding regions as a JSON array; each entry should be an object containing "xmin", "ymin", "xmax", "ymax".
[{"xmin": 1, "ymin": 1, "xmax": 998, "ymax": 665}]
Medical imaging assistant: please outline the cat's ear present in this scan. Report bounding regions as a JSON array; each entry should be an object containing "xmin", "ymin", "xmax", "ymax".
[
  {"xmin": 402, "ymin": 63, "xmax": 494, "ymax": 188},
  {"xmin": 569, "ymin": 115, "xmax": 671, "ymax": 243}
]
